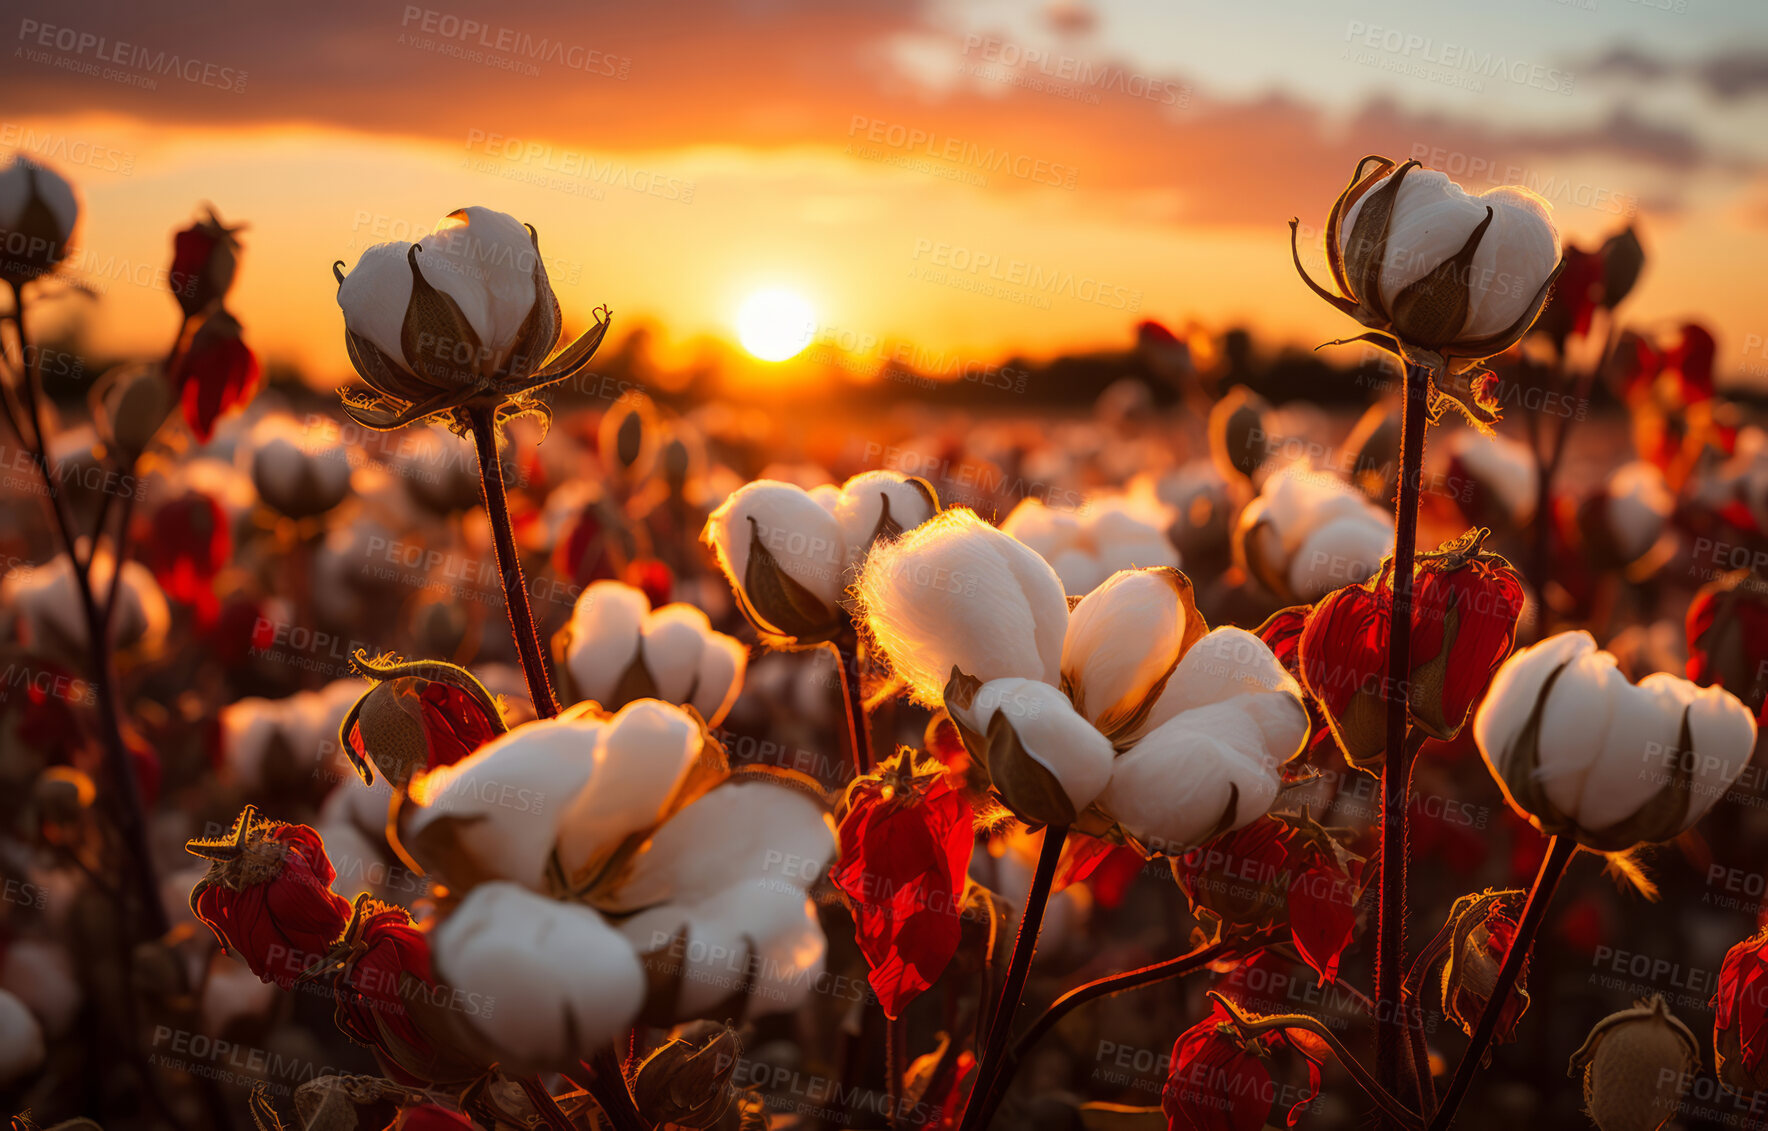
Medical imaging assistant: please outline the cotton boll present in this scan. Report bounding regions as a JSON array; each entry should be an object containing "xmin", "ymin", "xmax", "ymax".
[
  {"xmin": 0, "ymin": 989, "xmax": 43, "ymax": 1088},
  {"xmin": 1606, "ymin": 461, "xmax": 1674, "ymax": 564},
  {"xmin": 1287, "ymin": 511, "xmax": 1393, "ymax": 602},
  {"xmin": 201, "ymin": 955, "xmax": 278, "ymax": 1034},
  {"xmin": 604, "ymin": 782, "xmax": 833, "ymax": 1019},
  {"xmin": 430, "ymin": 882, "xmax": 644, "ymax": 1072},
  {"xmin": 409, "ymin": 715, "xmax": 606, "ymax": 891},
  {"xmin": 559, "ymin": 580, "xmax": 649, "ymax": 706},
  {"xmin": 244, "ymin": 413, "xmax": 353, "ymax": 519},
  {"xmin": 858, "ymin": 509, "xmax": 1068, "ymax": 701},
  {"xmin": 951, "ymin": 678, "xmax": 1116, "ymax": 817},
  {"xmin": 1446, "ymin": 429, "xmax": 1538, "ymax": 526},
  {"xmin": 1062, "ymin": 569, "xmax": 1192, "ymax": 737},
  {"xmin": 1, "ymin": 939, "xmax": 80, "ymax": 1037},
  {"xmin": 703, "ymin": 480, "xmax": 846, "ymax": 636},
  {"xmin": 1001, "ymin": 498, "xmax": 1083, "ymax": 562},
  {"xmin": 1476, "ymin": 630, "xmax": 1757, "ymax": 850},
  {"xmin": 642, "ymin": 605, "xmax": 715, "ymax": 704},
  {"xmin": 689, "ymin": 632, "xmax": 749, "ymax": 727},
  {"xmin": 554, "ymin": 701, "xmax": 705, "ymax": 880},
  {"xmin": 833, "ymin": 471, "xmax": 938, "ymax": 576}
]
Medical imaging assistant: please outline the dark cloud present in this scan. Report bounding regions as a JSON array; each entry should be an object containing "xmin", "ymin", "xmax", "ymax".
[
  {"xmin": 1579, "ymin": 45, "xmax": 1673, "ymax": 82},
  {"xmin": 1701, "ymin": 50, "xmax": 1768, "ymax": 100},
  {"xmin": 1, "ymin": 0, "xmax": 1751, "ymax": 226},
  {"xmin": 1571, "ymin": 42, "xmax": 1768, "ymax": 101}
]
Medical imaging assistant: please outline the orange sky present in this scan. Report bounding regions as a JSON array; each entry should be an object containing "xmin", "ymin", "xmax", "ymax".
[{"xmin": 6, "ymin": 0, "xmax": 1768, "ymax": 387}]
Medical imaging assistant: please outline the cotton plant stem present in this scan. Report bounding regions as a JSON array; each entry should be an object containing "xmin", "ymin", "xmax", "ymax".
[
  {"xmin": 963, "ymin": 935, "xmax": 1255, "ymax": 1131},
  {"xmin": 833, "ymin": 632, "xmax": 899, "ymax": 1124},
  {"xmin": 1208, "ymin": 992, "xmax": 1424, "ymax": 1131},
  {"xmin": 1528, "ymin": 322, "xmax": 1613, "ymax": 641},
  {"xmin": 516, "ymin": 1078, "xmax": 576, "ymax": 1131},
  {"xmin": 1375, "ymin": 359, "xmax": 1431, "ymax": 1125},
  {"xmin": 833, "ymin": 631, "xmax": 872, "ymax": 776},
  {"xmin": 466, "ymin": 405, "xmax": 558, "ymax": 719},
  {"xmin": 887, "ymin": 1015, "xmax": 908, "ymax": 1130},
  {"xmin": 1428, "ymin": 836, "xmax": 1576, "ymax": 1131},
  {"xmin": 7, "ymin": 282, "xmax": 168, "ymax": 941},
  {"xmin": 1400, "ymin": 921, "xmax": 1455, "ymax": 1118},
  {"xmin": 577, "ymin": 1047, "xmax": 650, "ymax": 1131},
  {"xmin": 84, "ymin": 314, "xmax": 188, "ymax": 575},
  {"xmin": 955, "ymin": 826, "xmax": 1068, "ymax": 1131}
]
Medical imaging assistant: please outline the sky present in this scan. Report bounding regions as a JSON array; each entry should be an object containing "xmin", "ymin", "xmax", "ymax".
[{"xmin": 5, "ymin": 0, "xmax": 1768, "ymax": 387}]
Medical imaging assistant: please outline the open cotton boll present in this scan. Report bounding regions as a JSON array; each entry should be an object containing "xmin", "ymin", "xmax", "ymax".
[
  {"xmin": 1606, "ymin": 461, "xmax": 1674, "ymax": 564},
  {"xmin": 1098, "ymin": 698, "xmax": 1293, "ymax": 855},
  {"xmin": 1000, "ymin": 498, "xmax": 1084, "ymax": 562},
  {"xmin": 703, "ymin": 480, "xmax": 846, "ymax": 635},
  {"xmin": 0, "ymin": 940, "xmax": 80, "ymax": 1037},
  {"xmin": 603, "ymin": 782, "xmax": 833, "ymax": 1018},
  {"xmin": 559, "ymin": 580, "xmax": 649, "ymax": 707},
  {"xmin": 688, "ymin": 633, "xmax": 749, "ymax": 726},
  {"xmin": 556, "ymin": 582, "xmax": 750, "ymax": 725},
  {"xmin": 244, "ymin": 413, "xmax": 353, "ymax": 518},
  {"xmin": 833, "ymin": 471, "xmax": 938, "ymax": 577},
  {"xmin": 0, "ymin": 989, "xmax": 43, "ymax": 1088},
  {"xmin": 201, "ymin": 955, "xmax": 278, "ymax": 1034},
  {"xmin": 429, "ymin": 882, "xmax": 644, "ymax": 1072},
  {"xmin": 1062, "ymin": 569, "xmax": 1193, "ymax": 737},
  {"xmin": 642, "ymin": 604, "xmax": 718, "ymax": 704},
  {"xmin": 554, "ymin": 701, "xmax": 705, "ymax": 880},
  {"xmin": 1288, "ymin": 512, "xmax": 1393, "ymax": 601},
  {"xmin": 408, "ymin": 714, "xmax": 607, "ymax": 891},
  {"xmin": 1476, "ymin": 630, "xmax": 1756, "ymax": 850},
  {"xmin": 950, "ymin": 678, "xmax": 1116, "ymax": 817},
  {"xmin": 1338, "ymin": 169, "xmax": 1560, "ymax": 340},
  {"xmin": 1446, "ymin": 429, "xmax": 1538, "ymax": 525},
  {"xmin": 1133, "ymin": 626, "xmax": 1305, "ymax": 742},
  {"xmin": 858, "ymin": 509, "xmax": 1068, "ymax": 702}
]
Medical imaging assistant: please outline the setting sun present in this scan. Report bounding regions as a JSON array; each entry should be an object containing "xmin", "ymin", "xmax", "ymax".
[{"xmin": 736, "ymin": 288, "xmax": 815, "ymax": 362}]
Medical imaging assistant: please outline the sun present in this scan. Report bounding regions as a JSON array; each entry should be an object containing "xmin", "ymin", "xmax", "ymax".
[{"xmin": 736, "ymin": 288, "xmax": 815, "ymax": 362}]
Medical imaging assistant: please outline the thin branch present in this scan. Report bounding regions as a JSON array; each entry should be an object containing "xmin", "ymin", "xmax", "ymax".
[
  {"xmin": 1208, "ymin": 992, "xmax": 1424, "ymax": 1131},
  {"xmin": 1427, "ymin": 836, "xmax": 1577, "ymax": 1130}
]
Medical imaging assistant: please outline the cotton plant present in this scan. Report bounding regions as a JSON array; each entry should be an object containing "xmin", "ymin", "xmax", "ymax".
[
  {"xmin": 999, "ymin": 493, "xmax": 1179, "ymax": 597},
  {"xmin": 858, "ymin": 507, "xmax": 1309, "ymax": 854}
]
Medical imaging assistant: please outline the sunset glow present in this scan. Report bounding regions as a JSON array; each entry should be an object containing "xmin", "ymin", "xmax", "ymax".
[{"xmin": 736, "ymin": 288, "xmax": 815, "ymax": 362}]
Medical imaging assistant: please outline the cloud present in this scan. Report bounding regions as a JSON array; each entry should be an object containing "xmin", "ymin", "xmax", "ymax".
[
  {"xmin": 1701, "ymin": 50, "xmax": 1768, "ymax": 100},
  {"xmin": 1, "ymin": 0, "xmax": 1754, "ymax": 228},
  {"xmin": 1573, "ymin": 42, "xmax": 1768, "ymax": 101}
]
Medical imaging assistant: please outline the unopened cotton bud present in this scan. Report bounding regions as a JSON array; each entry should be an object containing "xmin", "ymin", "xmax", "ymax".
[{"xmin": 1568, "ymin": 996, "xmax": 1697, "ymax": 1131}]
